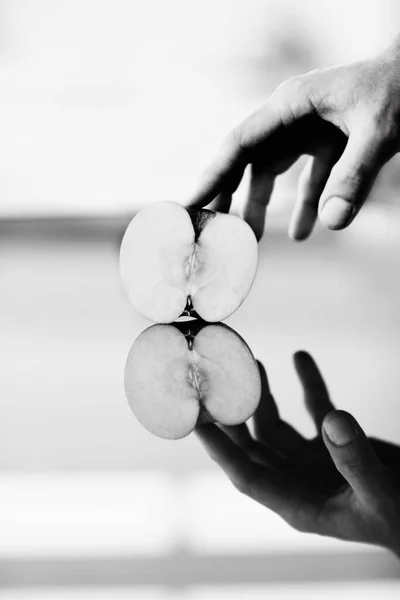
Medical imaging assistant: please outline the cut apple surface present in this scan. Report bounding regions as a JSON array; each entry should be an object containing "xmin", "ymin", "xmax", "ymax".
[
  {"xmin": 125, "ymin": 321, "xmax": 261, "ymax": 439},
  {"xmin": 119, "ymin": 201, "xmax": 258, "ymax": 323}
]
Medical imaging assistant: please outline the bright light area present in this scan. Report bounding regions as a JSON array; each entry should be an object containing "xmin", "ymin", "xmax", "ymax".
[
  {"xmin": 0, "ymin": 590, "xmax": 169, "ymax": 600},
  {"xmin": 0, "ymin": 473, "xmax": 176, "ymax": 557},
  {"xmin": 183, "ymin": 472, "xmax": 373, "ymax": 554},
  {"xmin": 189, "ymin": 582, "xmax": 400, "ymax": 600},
  {"xmin": 2, "ymin": 582, "xmax": 400, "ymax": 600},
  {"xmin": 0, "ymin": 472, "xmax": 375, "ymax": 558},
  {"xmin": 0, "ymin": 0, "xmax": 395, "ymax": 218}
]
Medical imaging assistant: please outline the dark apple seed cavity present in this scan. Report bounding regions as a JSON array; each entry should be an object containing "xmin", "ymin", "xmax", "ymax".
[
  {"xmin": 186, "ymin": 207, "xmax": 216, "ymax": 243},
  {"xmin": 179, "ymin": 295, "xmax": 201, "ymax": 319}
]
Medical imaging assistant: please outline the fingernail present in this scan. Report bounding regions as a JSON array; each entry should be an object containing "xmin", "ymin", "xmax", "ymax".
[
  {"xmin": 320, "ymin": 197, "xmax": 355, "ymax": 230},
  {"xmin": 323, "ymin": 412, "xmax": 356, "ymax": 446}
]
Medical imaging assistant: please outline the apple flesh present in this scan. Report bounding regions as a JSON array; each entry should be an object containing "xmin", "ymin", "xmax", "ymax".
[
  {"xmin": 124, "ymin": 321, "xmax": 261, "ymax": 439},
  {"xmin": 119, "ymin": 201, "xmax": 258, "ymax": 323}
]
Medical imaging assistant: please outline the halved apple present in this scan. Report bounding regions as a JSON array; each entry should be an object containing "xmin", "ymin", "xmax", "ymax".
[
  {"xmin": 124, "ymin": 321, "xmax": 261, "ymax": 439},
  {"xmin": 119, "ymin": 201, "xmax": 258, "ymax": 323}
]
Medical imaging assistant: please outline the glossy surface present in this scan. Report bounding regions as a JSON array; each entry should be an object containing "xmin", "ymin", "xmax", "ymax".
[
  {"xmin": 1, "ymin": 215, "xmax": 400, "ymax": 471},
  {"xmin": 124, "ymin": 323, "xmax": 261, "ymax": 438}
]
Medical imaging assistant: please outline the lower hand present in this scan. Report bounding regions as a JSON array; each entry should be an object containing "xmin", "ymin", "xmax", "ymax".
[{"xmin": 196, "ymin": 352, "xmax": 400, "ymax": 556}]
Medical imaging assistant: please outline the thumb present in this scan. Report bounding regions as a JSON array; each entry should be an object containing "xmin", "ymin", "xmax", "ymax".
[
  {"xmin": 319, "ymin": 127, "xmax": 387, "ymax": 230},
  {"xmin": 322, "ymin": 410, "xmax": 387, "ymax": 501}
]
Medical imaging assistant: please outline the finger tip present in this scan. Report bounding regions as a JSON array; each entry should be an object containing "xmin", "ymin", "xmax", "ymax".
[
  {"xmin": 250, "ymin": 223, "xmax": 264, "ymax": 242},
  {"xmin": 256, "ymin": 360, "xmax": 268, "ymax": 379},
  {"xmin": 289, "ymin": 201, "xmax": 318, "ymax": 241},
  {"xmin": 322, "ymin": 410, "xmax": 358, "ymax": 447},
  {"xmin": 320, "ymin": 220, "xmax": 347, "ymax": 232},
  {"xmin": 321, "ymin": 408, "xmax": 339, "ymax": 428},
  {"xmin": 293, "ymin": 350, "xmax": 312, "ymax": 364},
  {"xmin": 322, "ymin": 409, "xmax": 357, "ymax": 436},
  {"xmin": 288, "ymin": 223, "xmax": 312, "ymax": 242},
  {"xmin": 256, "ymin": 361, "xmax": 271, "ymax": 395},
  {"xmin": 242, "ymin": 207, "xmax": 265, "ymax": 243},
  {"xmin": 319, "ymin": 197, "xmax": 356, "ymax": 230},
  {"xmin": 292, "ymin": 234, "xmax": 309, "ymax": 242},
  {"xmin": 293, "ymin": 351, "xmax": 320, "ymax": 380}
]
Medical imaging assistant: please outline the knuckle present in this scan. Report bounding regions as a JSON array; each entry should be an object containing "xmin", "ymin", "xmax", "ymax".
[
  {"xmin": 283, "ymin": 509, "xmax": 318, "ymax": 534},
  {"xmin": 274, "ymin": 78, "xmax": 290, "ymax": 97},
  {"xmin": 342, "ymin": 460, "xmax": 359, "ymax": 478},
  {"xmin": 288, "ymin": 517, "xmax": 309, "ymax": 533},
  {"xmin": 281, "ymin": 76, "xmax": 301, "ymax": 94},
  {"xmin": 331, "ymin": 161, "xmax": 368, "ymax": 191},
  {"xmin": 368, "ymin": 108, "xmax": 390, "ymax": 132},
  {"xmin": 222, "ymin": 127, "xmax": 243, "ymax": 154},
  {"xmin": 232, "ymin": 473, "xmax": 255, "ymax": 496},
  {"xmin": 252, "ymin": 427, "xmax": 265, "ymax": 443},
  {"xmin": 296, "ymin": 71, "xmax": 317, "ymax": 98},
  {"xmin": 342, "ymin": 457, "xmax": 369, "ymax": 480},
  {"xmin": 371, "ymin": 113, "xmax": 400, "ymax": 153},
  {"xmin": 232, "ymin": 477, "xmax": 249, "ymax": 495},
  {"xmin": 224, "ymin": 124, "xmax": 251, "ymax": 160},
  {"xmin": 275, "ymin": 75, "xmax": 306, "ymax": 104},
  {"xmin": 207, "ymin": 450, "xmax": 220, "ymax": 465}
]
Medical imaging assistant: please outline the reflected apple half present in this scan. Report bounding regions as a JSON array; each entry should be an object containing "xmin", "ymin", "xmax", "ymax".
[{"xmin": 124, "ymin": 320, "xmax": 261, "ymax": 440}]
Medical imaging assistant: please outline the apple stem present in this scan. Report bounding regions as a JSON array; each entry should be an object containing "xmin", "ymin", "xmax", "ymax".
[{"xmin": 179, "ymin": 295, "xmax": 202, "ymax": 320}]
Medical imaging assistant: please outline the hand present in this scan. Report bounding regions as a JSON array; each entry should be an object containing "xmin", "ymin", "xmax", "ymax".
[
  {"xmin": 187, "ymin": 35, "xmax": 400, "ymax": 241},
  {"xmin": 196, "ymin": 352, "xmax": 400, "ymax": 556}
]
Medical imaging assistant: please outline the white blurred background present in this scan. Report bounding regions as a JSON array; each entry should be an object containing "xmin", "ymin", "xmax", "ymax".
[{"xmin": 1, "ymin": 1, "xmax": 400, "ymax": 598}]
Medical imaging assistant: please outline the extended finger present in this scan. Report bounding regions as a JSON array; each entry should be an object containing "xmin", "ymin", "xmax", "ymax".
[
  {"xmin": 220, "ymin": 424, "xmax": 282, "ymax": 469},
  {"xmin": 218, "ymin": 423, "xmax": 253, "ymax": 449},
  {"xmin": 294, "ymin": 351, "xmax": 334, "ymax": 432},
  {"xmin": 253, "ymin": 360, "xmax": 279, "ymax": 432},
  {"xmin": 195, "ymin": 423, "xmax": 290, "ymax": 514},
  {"xmin": 253, "ymin": 360, "xmax": 305, "ymax": 454},
  {"xmin": 319, "ymin": 124, "xmax": 391, "ymax": 230},
  {"xmin": 187, "ymin": 78, "xmax": 313, "ymax": 208},
  {"xmin": 322, "ymin": 410, "xmax": 389, "ymax": 503},
  {"xmin": 208, "ymin": 192, "xmax": 232, "ymax": 213},
  {"xmin": 243, "ymin": 151, "xmax": 300, "ymax": 241},
  {"xmin": 242, "ymin": 163, "xmax": 275, "ymax": 241},
  {"xmin": 289, "ymin": 148, "xmax": 340, "ymax": 241}
]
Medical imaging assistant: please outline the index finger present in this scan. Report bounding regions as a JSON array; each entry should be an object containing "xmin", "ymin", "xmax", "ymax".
[
  {"xmin": 293, "ymin": 351, "xmax": 334, "ymax": 430},
  {"xmin": 187, "ymin": 78, "xmax": 312, "ymax": 208},
  {"xmin": 195, "ymin": 423, "xmax": 292, "ymax": 515}
]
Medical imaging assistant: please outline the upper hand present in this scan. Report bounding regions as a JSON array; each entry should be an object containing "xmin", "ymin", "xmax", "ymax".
[
  {"xmin": 187, "ymin": 36, "xmax": 400, "ymax": 241},
  {"xmin": 196, "ymin": 352, "xmax": 400, "ymax": 556}
]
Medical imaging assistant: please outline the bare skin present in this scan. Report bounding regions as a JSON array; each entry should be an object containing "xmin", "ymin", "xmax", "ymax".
[
  {"xmin": 188, "ymin": 35, "xmax": 400, "ymax": 241},
  {"xmin": 196, "ymin": 352, "xmax": 400, "ymax": 557}
]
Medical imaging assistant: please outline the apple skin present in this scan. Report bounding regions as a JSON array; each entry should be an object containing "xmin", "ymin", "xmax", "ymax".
[
  {"xmin": 119, "ymin": 201, "xmax": 258, "ymax": 323},
  {"xmin": 124, "ymin": 320, "xmax": 261, "ymax": 440}
]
